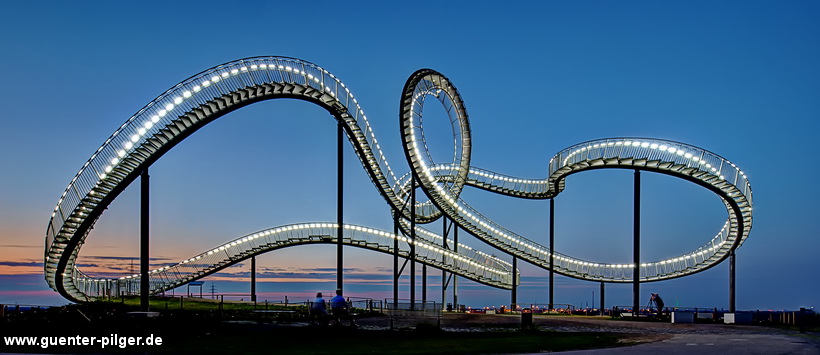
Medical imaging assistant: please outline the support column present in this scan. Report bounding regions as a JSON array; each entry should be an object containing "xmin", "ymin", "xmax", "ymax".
[
  {"xmin": 633, "ymin": 170, "xmax": 641, "ymax": 315},
  {"xmin": 250, "ymin": 255, "xmax": 256, "ymax": 302},
  {"xmin": 140, "ymin": 169, "xmax": 149, "ymax": 312},
  {"xmin": 422, "ymin": 265, "xmax": 427, "ymax": 303},
  {"xmin": 511, "ymin": 256, "xmax": 517, "ymax": 310},
  {"xmin": 337, "ymin": 119, "xmax": 344, "ymax": 292},
  {"xmin": 453, "ymin": 226, "xmax": 458, "ymax": 310},
  {"xmin": 441, "ymin": 217, "xmax": 448, "ymax": 309},
  {"xmin": 393, "ymin": 211, "xmax": 399, "ymax": 308},
  {"xmin": 729, "ymin": 250, "xmax": 736, "ymax": 312},
  {"xmin": 600, "ymin": 282, "xmax": 605, "ymax": 316},
  {"xmin": 549, "ymin": 198, "xmax": 555, "ymax": 310},
  {"xmin": 410, "ymin": 177, "xmax": 416, "ymax": 308}
]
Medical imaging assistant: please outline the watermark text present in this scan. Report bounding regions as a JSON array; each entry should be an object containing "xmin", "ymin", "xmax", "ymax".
[{"xmin": 4, "ymin": 334, "xmax": 163, "ymax": 349}]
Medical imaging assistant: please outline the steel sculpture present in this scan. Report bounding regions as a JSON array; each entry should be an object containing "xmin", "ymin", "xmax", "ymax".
[
  {"xmin": 399, "ymin": 69, "xmax": 752, "ymax": 280},
  {"xmin": 44, "ymin": 57, "xmax": 752, "ymax": 302}
]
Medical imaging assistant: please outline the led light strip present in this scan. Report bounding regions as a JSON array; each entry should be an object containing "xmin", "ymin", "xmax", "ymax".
[
  {"xmin": 559, "ymin": 139, "xmax": 747, "ymax": 182},
  {"xmin": 400, "ymin": 69, "xmax": 752, "ymax": 283},
  {"xmin": 116, "ymin": 223, "xmax": 511, "ymax": 290},
  {"xmin": 45, "ymin": 58, "xmax": 752, "ymax": 302}
]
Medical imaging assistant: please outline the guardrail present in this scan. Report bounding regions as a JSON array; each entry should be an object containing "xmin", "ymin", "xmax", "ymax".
[{"xmin": 384, "ymin": 299, "xmax": 442, "ymax": 329}]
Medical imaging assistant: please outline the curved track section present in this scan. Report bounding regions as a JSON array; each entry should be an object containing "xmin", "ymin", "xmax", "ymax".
[
  {"xmin": 400, "ymin": 69, "xmax": 752, "ymax": 283},
  {"xmin": 88, "ymin": 223, "xmax": 512, "ymax": 299},
  {"xmin": 44, "ymin": 57, "xmax": 512, "ymax": 301},
  {"xmin": 45, "ymin": 57, "xmax": 437, "ymax": 301},
  {"xmin": 45, "ymin": 57, "xmax": 752, "ymax": 303}
]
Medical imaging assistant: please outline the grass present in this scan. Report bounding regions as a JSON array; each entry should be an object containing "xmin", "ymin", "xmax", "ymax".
[
  {"xmin": 1, "ymin": 316, "xmax": 624, "ymax": 354},
  {"xmin": 126, "ymin": 325, "xmax": 624, "ymax": 355},
  {"xmin": 1, "ymin": 300, "xmax": 627, "ymax": 354}
]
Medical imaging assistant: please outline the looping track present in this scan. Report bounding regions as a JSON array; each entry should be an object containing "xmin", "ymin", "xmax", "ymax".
[{"xmin": 45, "ymin": 57, "xmax": 752, "ymax": 302}]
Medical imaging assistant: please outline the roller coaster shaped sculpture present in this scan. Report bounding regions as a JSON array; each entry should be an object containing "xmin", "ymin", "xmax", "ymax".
[{"xmin": 44, "ymin": 57, "xmax": 752, "ymax": 302}]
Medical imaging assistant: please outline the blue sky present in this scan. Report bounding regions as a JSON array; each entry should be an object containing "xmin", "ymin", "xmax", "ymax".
[{"xmin": 0, "ymin": 1, "xmax": 818, "ymax": 310}]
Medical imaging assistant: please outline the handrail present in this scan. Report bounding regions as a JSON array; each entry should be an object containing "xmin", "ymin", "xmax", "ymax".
[
  {"xmin": 77, "ymin": 223, "xmax": 512, "ymax": 300},
  {"xmin": 399, "ymin": 69, "xmax": 752, "ymax": 283},
  {"xmin": 45, "ymin": 58, "xmax": 752, "ymax": 302}
]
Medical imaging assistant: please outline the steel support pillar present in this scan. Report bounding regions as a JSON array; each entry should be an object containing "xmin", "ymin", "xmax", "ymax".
[
  {"xmin": 422, "ymin": 264, "xmax": 427, "ymax": 302},
  {"xmin": 441, "ymin": 217, "xmax": 448, "ymax": 309},
  {"xmin": 393, "ymin": 211, "xmax": 399, "ymax": 308},
  {"xmin": 549, "ymin": 198, "xmax": 555, "ymax": 310},
  {"xmin": 140, "ymin": 168, "xmax": 149, "ymax": 311},
  {"xmin": 337, "ymin": 119, "xmax": 344, "ymax": 292},
  {"xmin": 410, "ymin": 177, "xmax": 416, "ymax": 309},
  {"xmin": 511, "ymin": 256, "xmax": 517, "ymax": 310},
  {"xmin": 251, "ymin": 255, "xmax": 257, "ymax": 302},
  {"xmin": 453, "ymin": 226, "xmax": 458, "ymax": 310},
  {"xmin": 729, "ymin": 250, "xmax": 736, "ymax": 312},
  {"xmin": 600, "ymin": 282, "xmax": 605, "ymax": 316},
  {"xmin": 633, "ymin": 170, "xmax": 641, "ymax": 315}
]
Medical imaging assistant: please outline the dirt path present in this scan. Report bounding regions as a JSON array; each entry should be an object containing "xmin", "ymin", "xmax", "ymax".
[{"xmin": 353, "ymin": 312, "xmax": 819, "ymax": 350}]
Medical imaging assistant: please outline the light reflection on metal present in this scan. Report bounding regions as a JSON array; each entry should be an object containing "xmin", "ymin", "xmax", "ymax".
[
  {"xmin": 44, "ymin": 58, "xmax": 752, "ymax": 302},
  {"xmin": 400, "ymin": 69, "xmax": 751, "ymax": 285}
]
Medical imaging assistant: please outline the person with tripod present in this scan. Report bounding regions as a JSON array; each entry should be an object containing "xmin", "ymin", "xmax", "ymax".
[{"xmin": 649, "ymin": 293, "xmax": 665, "ymax": 316}]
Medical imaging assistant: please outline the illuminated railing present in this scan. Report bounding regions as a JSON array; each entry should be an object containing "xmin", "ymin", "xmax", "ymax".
[
  {"xmin": 400, "ymin": 69, "xmax": 752, "ymax": 283},
  {"xmin": 45, "ymin": 58, "xmax": 753, "ymax": 302},
  {"xmin": 69, "ymin": 223, "xmax": 513, "ymax": 299},
  {"xmin": 45, "ymin": 57, "xmax": 436, "ymax": 300}
]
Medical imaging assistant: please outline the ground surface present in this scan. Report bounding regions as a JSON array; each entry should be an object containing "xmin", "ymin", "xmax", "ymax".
[
  {"xmin": 359, "ymin": 313, "xmax": 820, "ymax": 354},
  {"xmin": 2, "ymin": 311, "xmax": 818, "ymax": 354}
]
